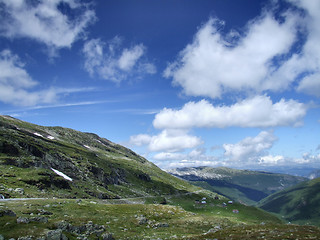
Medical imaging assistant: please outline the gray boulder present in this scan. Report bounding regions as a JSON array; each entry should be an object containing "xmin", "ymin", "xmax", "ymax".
[
  {"xmin": 101, "ymin": 233, "xmax": 113, "ymax": 240},
  {"xmin": 46, "ymin": 229, "xmax": 68, "ymax": 240},
  {"xmin": 0, "ymin": 209, "xmax": 16, "ymax": 217},
  {"xmin": 17, "ymin": 237, "xmax": 32, "ymax": 240},
  {"xmin": 17, "ymin": 217, "xmax": 30, "ymax": 224}
]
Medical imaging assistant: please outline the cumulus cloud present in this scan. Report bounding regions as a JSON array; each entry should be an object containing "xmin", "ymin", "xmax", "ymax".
[
  {"xmin": 223, "ymin": 131, "xmax": 277, "ymax": 162},
  {"xmin": 259, "ymin": 155, "xmax": 285, "ymax": 165},
  {"xmin": 129, "ymin": 129, "xmax": 203, "ymax": 153},
  {"xmin": 0, "ymin": 0, "xmax": 95, "ymax": 52},
  {"xmin": 164, "ymin": 8, "xmax": 298, "ymax": 98},
  {"xmin": 153, "ymin": 95, "xmax": 307, "ymax": 129},
  {"xmin": 164, "ymin": 1, "xmax": 320, "ymax": 99},
  {"xmin": 289, "ymin": 0, "xmax": 320, "ymax": 97},
  {"xmin": 83, "ymin": 38, "xmax": 156, "ymax": 82}
]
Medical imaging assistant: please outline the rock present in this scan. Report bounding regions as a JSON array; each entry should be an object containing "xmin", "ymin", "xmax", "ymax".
[
  {"xmin": 137, "ymin": 215, "xmax": 148, "ymax": 225},
  {"xmin": 17, "ymin": 217, "xmax": 30, "ymax": 224},
  {"xmin": 0, "ymin": 209, "xmax": 16, "ymax": 217},
  {"xmin": 46, "ymin": 229, "xmax": 68, "ymax": 240},
  {"xmin": 153, "ymin": 222, "xmax": 169, "ymax": 228},
  {"xmin": 84, "ymin": 221, "xmax": 105, "ymax": 236},
  {"xmin": 17, "ymin": 237, "xmax": 33, "ymax": 240},
  {"xmin": 101, "ymin": 233, "xmax": 113, "ymax": 240},
  {"xmin": 15, "ymin": 188, "xmax": 24, "ymax": 195},
  {"xmin": 30, "ymin": 216, "xmax": 48, "ymax": 223},
  {"xmin": 38, "ymin": 209, "xmax": 53, "ymax": 215},
  {"xmin": 56, "ymin": 220, "xmax": 71, "ymax": 231}
]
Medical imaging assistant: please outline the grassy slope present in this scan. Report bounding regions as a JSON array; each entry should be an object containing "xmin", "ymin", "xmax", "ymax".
[
  {"xmin": 1, "ymin": 115, "xmax": 320, "ymax": 239},
  {"xmin": 258, "ymin": 177, "xmax": 320, "ymax": 226},
  {"xmin": 0, "ymin": 115, "xmax": 200, "ymax": 200},
  {"xmin": 0, "ymin": 196, "xmax": 285, "ymax": 240}
]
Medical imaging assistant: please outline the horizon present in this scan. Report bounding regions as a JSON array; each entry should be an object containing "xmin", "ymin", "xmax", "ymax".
[{"xmin": 0, "ymin": 0, "xmax": 319, "ymax": 173}]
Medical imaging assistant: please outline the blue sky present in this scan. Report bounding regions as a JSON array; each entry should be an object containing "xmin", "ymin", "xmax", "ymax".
[{"xmin": 0, "ymin": 0, "xmax": 319, "ymax": 174}]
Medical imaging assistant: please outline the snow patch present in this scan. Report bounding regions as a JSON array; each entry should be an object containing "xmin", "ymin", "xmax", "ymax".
[
  {"xmin": 83, "ymin": 145, "xmax": 91, "ymax": 149},
  {"xmin": 51, "ymin": 168, "xmax": 72, "ymax": 181},
  {"xmin": 47, "ymin": 135, "xmax": 55, "ymax": 140},
  {"xmin": 33, "ymin": 132, "xmax": 43, "ymax": 138},
  {"xmin": 309, "ymin": 173, "xmax": 316, "ymax": 180}
]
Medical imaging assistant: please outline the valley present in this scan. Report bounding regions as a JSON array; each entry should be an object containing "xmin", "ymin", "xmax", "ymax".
[{"xmin": 168, "ymin": 166, "xmax": 307, "ymax": 205}]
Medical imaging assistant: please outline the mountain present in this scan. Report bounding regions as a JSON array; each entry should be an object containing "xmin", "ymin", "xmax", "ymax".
[
  {"xmin": 0, "ymin": 115, "xmax": 199, "ymax": 199},
  {"xmin": 167, "ymin": 166, "xmax": 307, "ymax": 205},
  {"xmin": 258, "ymin": 177, "xmax": 320, "ymax": 226},
  {"xmin": 2, "ymin": 115, "xmax": 320, "ymax": 239}
]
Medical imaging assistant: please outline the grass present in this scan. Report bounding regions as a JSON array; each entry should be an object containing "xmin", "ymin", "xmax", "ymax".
[
  {"xmin": 0, "ymin": 196, "xmax": 281, "ymax": 240},
  {"xmin": 1, "ymin": 196, "xmax": 320, "ymax": 240},
  {"xmin": 259, "ymin": 178, "xmax": 320, "ymax": 226}
]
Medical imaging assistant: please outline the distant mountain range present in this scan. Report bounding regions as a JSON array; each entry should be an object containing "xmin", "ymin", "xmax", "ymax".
[{"xmin": 167, "ymin": 166, "xmax": 307, "ymax": 205}]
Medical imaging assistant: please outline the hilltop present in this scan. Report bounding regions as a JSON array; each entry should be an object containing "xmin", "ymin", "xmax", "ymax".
[
  {"xmin": 0, "ymin": 115, "xmax": 199, "ymax": 199},
  {"xmin": 168, "ymin": 166, "xmax": 306, "ymax": 205}
]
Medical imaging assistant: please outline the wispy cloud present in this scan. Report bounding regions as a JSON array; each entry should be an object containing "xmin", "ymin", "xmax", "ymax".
[
  {"xmin": 0, "ymin": 49, "xmax": 56, "ymax": 106},
  {"xmin": 0, "ymin": 49, "xmax": 99, "ymax": 107},
  {"xmin": 0, "ymin": 100, "xmax": 110, "ymax": 117},
  {"xmin": 82, "ymin": 37, "xmax": 156, "ymax": 83}
]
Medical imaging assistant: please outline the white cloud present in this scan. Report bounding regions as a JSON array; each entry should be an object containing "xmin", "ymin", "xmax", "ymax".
[
  {"xmin": 129, "ymin": 129, "xmax": 203, "ymax": 153},
  {"xmin": 0, "ymin": 49, "xmax": 54, "ymax": 106},
  {"xmin": 83, "ymin": 38, "xmax": 156, "ymax": 82},
  {"xmin": 129, "ymin": 134, "xmax": 152, "ymax": 147},
  {"xmin": 0, "ymin": 0, "xmax": 95, "ymax": 51},
  {"xmin": 223, "ymin": 131, "xmax": 277, "ymax": 162},
  {"xmin": 164, "ymin": 9, "xmax": 298, "ymax": 99},
  {"xmin": 118, "ymin": 45, "xmax": 145, "ymax": 71},
  {"xmin": 296, "ymin": 71, "xmax": 320, "ymax": 97},
  {"xmin": 0, "ymin": 49, "xmax": 92, "ymax": 106},
  {"xmin": 153, "ymin": 152, "xmax": 186, "ymax": 161},
  {"xmin": 154, "ymin": 148, "xmax": 207, "ymax": 161},
  {"xmin": 153, "ymin": 95, "xmax": 307, "ymax": 129},
  {"xmin": 259, "ymin": 155, "xmax": 285, "ymax": 165},
  {"xmin": 261, "ymin": 0, "xmax": 320, "ymax": 98}
]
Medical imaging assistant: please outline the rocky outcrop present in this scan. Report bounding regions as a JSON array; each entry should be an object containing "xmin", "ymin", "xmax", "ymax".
[
  {"xmin": 46, "ymin": 229, "xmax": 67, "ymax": 240},
  {"xmin": 0, "ymin": 209, "xmax": 16, "ymax": 217},
  {"xmin": 55, "ymin": 220, "xmax": 113, "ymax": 239}
]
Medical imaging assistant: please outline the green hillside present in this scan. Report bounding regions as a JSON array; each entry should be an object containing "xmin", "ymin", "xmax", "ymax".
[
  {"xmin": 258, "ymin": 177, "xmax": 320, "ymax": 226},
  {"xmin": 168, "ymin": 166, "xmax": 306, "ymax": 205},
  {"xmin": 0, "ymin": 115, "xmax": 199, "ymax": 199}
]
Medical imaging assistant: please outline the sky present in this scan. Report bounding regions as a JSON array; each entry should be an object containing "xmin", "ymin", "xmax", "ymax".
[{"xmin": 0, "ymin": 0, "xmax": 319, "ymax": 175}]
